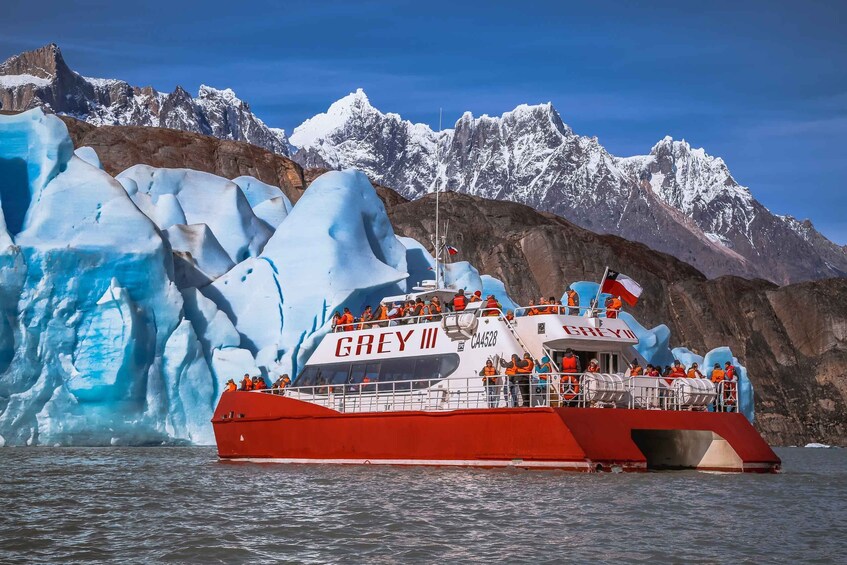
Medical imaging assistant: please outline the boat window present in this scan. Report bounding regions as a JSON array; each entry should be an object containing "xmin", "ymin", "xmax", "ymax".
[{"xmin": 297, "ymin": 354, "xmax": 460, "ymax": 394}]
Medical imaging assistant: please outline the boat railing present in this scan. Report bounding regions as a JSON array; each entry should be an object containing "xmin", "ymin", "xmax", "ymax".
[
  {"xmin": 333, "ymin": 312, "xmax": 447, "ymax": 332},
  {"xmin": 254, "ymin": 373, "xmax": 728, "ymax": 414}
]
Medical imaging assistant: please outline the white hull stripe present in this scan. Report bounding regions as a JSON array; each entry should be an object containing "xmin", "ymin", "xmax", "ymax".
[{"xmin": 224, "ymin": 457, "xmax": 599, "ymax": 469}]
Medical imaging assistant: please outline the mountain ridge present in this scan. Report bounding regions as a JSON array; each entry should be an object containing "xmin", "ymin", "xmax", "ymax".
[{"xmin": 0, "ymin": 44, "xmax": 290, "ymax": 155}]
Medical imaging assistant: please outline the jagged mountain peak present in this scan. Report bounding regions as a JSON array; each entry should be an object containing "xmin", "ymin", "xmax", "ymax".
[
  {"xmin": 0, "ymin": 43, "xmax": 67, "ymax": 79},
  {"xmin": 0, "ymin": 44, "xmax": 289, "ymax": 155}
]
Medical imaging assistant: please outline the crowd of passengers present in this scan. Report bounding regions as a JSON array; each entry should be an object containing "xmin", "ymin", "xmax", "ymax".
[
  {"xmin": 478, "ymin": 350, "xmax": 739, "ymax": 411},
  {"xmin": 331, "ymin": 287, "xmax": 623, "ymax": 331}
]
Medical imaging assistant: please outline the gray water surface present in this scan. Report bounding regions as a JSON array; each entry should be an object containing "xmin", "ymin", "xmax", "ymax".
[{"xmin": 1, "ymin": 447, "xmax": 845, "ymax": 563}]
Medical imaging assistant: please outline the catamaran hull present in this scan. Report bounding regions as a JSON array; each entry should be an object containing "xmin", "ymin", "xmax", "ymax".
[{"xmin": 212, "ymin": 392, "xmax": 780, "ymax": 472}]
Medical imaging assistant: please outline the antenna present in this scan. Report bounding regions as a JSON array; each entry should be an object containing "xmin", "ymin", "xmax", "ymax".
[{"xmin": 434, "ymin": 107, "xmax": 443, "ymax": 289}]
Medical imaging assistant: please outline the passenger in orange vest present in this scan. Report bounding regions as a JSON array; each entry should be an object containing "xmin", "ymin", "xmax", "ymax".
[
  {"xmin": 338, "ymin": 308, "xmax": 355, "ymax": 331},
  {"xmin": 586, "ymin": 358, "xmax": 601, "ymax": 373},
  {"xmin": 559, "ymin": 349, "xmax": 581, "ymax": 404},
  {"xmin": 686, "ymin": 363, "xmax": 704, "ymax": 379},
  {"xmin": 480, "ymin": 360, "xmax": 500, "ymax": 408},
  {"xmin": 239, "ymin": 374, "xmax": 253, "ymax": 391},
  {"xmin": 452, "ymin": 289, "xmax": 468, "ymax": 312},
  {"xmin": 224, "ymin": 379, "xmax": 237, "ymax": 393},
  {"xmin": 514, "ymin": 353, "xmax": 534, "ymax": 407},
  {"xmin": 565, "ymin": 289, "xmax": 580, "ymax": 315},
  {"xmin": 710, "ymin": 363, "xmax": 725, "ymax": 384},
  {"xmin": 500, "ymin": 354, "xmax": 522, "ymax": 407},
  {"xmin": 605, "ymin": 296, "xmax": 623, "ymax": 319},
  {"xmin": 505, "ymin": 309, "xmax": 515, "ymax": 322},
  {"xmin": 668, "ymin": 361, "xmax": 686, "ymax": 378},
  {"xmin": 483, "ymin": 295, "xmax": 500, "ymax": 316},
  {"xmin": 411, "ymin": 298, "xmax": 425, "ymax": 321},
  {"xmin": 526, "ymin": 300, "xmax": 539, "ymax": 316},
  {"xmin": 469, "ymin": 290, "xmax": 482, "ymax": 304},
  {"xmin": 429, "ymin": 296, "xmax": 442, "ymax": 317},
  {"xmin": 331, "ymin": 311, "xmax": 342, "ymax": 332},
  {"xmin": 254, "ymin": 376, "xmax": 269, "ymax": 390},
  {"xmin": 374, "ymin": 304, "xmax": 389, "ymax": 327},
  {"xmin": 358, "ymin": 305, "xmax": 373, "ymax": 329},
  {"xmin": 389, "ymin": 302, "xmax": 404, "ymax": 324},
  {"xmin": 646, "ymin": 364, "xmax": 661, "ymax": 377},
  {"xmin": 722, "ymin": 361, "xmax": 738, "ymax": 411},
  {"xmin": 552, "ymin": 298, "xmax": 564, "ymax": 315},
  {"xmin": 629, "ymin": 360, "xmax": 644, "ymax": 376}
]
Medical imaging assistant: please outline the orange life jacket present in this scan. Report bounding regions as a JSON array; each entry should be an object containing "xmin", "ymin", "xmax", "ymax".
[
  {"xmin": 483, "ymin": 366, "xmax": 497, "ymax": 376},
  {"xmin": 527, "ymin": 307, "xmax": 540, "ymax": 316},
  {"xmin": 484, "ymin": 298, "xmax": 499, "ymax": 315},
  {"xmin": 669, "ymin": 366, "xmax": 686, "ymax": 378},
  {"xmin": 710, "ymin": 369, "xmax": 726, "ymax": 383},
  {"xmin": 453, "ymin": 295, "xmax": 467, "ymax": 311},
  {"xmin": 241, "ymin": 377, "xmax": 252, "ymax": 390},
  {"xmin": 375, "ymin": 305, "xmax": 389, "ymax": 320},
  {"xmin": 339, "ymin": 312, "xmax": 354, "ymax": 328},
  {"xmin": 630, "ymin": 366, "xmax": 643, "ymax": 376},
  {"xmin": 587, "ymin": 365, "xmax": 600, "ymax": 373},
  {"xmin": 430, "ymin": 302, "xmax": 442, "ymax": 315},
  {"xmin": 561, "ymin": 356, "xmax": 579, "ymax": 373},
  {"xmin": 726, "ymin": 366, "xmax": 736, "ymax": 380},
  {"xmin": 566, "ymin": 291, "xmax": 578, "ymax": 307},
  {"xmin": 686, "ymin": 369, "xmax": 701, "ymax": 379},
  {"xmin": 606, "ymin": 298, "xmax": 622, "ymax": 318},
  {"xmin": 516, "ymin": 359, "xmax": 534, "ymax": 374},
  {"xmin": 504, "ymin": 361, "xmax": 518, "ymax": 376},
  {"xmin": 225, "ymin": 382, "xmax": 237, "ymax": 392}
]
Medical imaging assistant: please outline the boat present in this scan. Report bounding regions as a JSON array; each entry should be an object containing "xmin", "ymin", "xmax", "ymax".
[{"xmin": 212, "ymin": 284, "xmax": 781, "ymax": 473}]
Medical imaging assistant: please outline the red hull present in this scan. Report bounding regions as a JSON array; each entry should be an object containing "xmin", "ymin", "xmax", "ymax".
[{"xmin": 212, "ymin": 392, "xmax": 781, "ymax": 473}]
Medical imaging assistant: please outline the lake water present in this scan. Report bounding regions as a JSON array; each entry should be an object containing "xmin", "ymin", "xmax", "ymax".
[{"xmin": 1, "ymin": 447, "xmax": 845, "ymax": 563}]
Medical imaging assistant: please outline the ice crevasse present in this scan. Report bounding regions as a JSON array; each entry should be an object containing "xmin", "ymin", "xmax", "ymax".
[{"xmin": 0, "ymin": 109, "xmax": 752, "ymax": 446}]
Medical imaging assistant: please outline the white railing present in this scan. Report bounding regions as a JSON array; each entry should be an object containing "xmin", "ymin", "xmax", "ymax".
[{"xmin": 253, "ymin": 373, "xmax": 731, "ymax": 414}]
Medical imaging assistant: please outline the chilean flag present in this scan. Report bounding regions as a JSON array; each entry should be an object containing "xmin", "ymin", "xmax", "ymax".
[
  {"xmin": 446, "ymin": 245, "xmax": 459, "ymax": 256},
  {"xmin": 601, "ymin": 270, "xmax": 643, "ymax": 307}
]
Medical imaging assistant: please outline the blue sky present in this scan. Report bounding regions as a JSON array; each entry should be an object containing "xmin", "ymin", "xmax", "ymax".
[{"xmin": 3, "ymin": 0, "xmax": 846, "ymax": 243}]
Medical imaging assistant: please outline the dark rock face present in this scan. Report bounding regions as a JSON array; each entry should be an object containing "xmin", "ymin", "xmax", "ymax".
[
  {"xmin": 0, "ymin": 44, "xmax": 291, "ymax": 155},
  {"xmin": 60, "ymin": 116, "xmax": 305, "ymax": 203},
  {"xmin": 385, "ymin": 192, "xmax": 847, "ymax": 446},
  {"xmin": 291, "ymin": 91, "xmax": 847, "ymax": 285}
]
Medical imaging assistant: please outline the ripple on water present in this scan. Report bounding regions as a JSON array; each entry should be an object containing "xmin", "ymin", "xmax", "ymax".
[{"xmin": 1, "ymin": 447, "xmax": 846, "ymax": 563}]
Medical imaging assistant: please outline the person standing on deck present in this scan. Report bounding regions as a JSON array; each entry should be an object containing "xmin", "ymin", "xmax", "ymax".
[
  {"xmin": 479, "ymin": 360, "xmax": 500, "ymax": 408},
  {"xmin": 515, "ymin": 354, "xmax": 534, "ymax": 407},
  {"xmin": 565, "ymin": 288, "xmax": 579, "ymax": 315},
  {"xmin": 500, "ymin": 354, "xmax": 522, "ymax": 407},
  {"xmin": 452, "ymin": 289, "xmax": 467, "ymax": 312}
]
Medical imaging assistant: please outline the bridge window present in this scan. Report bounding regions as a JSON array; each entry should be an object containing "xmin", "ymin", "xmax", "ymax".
[{"xmin": 295, "ymin": 354, "xmax": 461, "ymax": 393}]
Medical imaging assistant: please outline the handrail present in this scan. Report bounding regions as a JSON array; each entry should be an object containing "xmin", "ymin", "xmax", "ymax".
[{"xmin": 247, "ymin": 371, "xmax": 731, "ymax": 415}]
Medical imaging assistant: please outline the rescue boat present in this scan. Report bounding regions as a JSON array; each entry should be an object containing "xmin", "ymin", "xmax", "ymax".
[{"xmin": 212, "ymin": 282, "xmax": 781, "ymax": 473}]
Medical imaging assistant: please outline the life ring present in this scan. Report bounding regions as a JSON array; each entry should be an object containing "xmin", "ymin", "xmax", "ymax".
[{"xmin": 560, "ymin": 374, "xmax": 581, "ymax": 401}]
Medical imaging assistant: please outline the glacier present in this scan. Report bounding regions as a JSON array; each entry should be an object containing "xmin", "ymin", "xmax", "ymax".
[{"xmin": 0, "ymin": 109, "xmax": 755, "ymax": 445}]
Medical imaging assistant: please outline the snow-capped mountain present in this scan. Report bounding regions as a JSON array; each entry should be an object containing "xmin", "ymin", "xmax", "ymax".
[
  {"xmin": 0, "ymin": 44, "xmax": 290, "ymax": 155},
  {"xmin": 290, "ymin": 90, "xmax": 847, "ymax": 284}
]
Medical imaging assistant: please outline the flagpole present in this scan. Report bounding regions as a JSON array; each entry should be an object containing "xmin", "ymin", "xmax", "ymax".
[{"xmin": 592, "ymin": 266, "xmax": 609, "ymax": 316}]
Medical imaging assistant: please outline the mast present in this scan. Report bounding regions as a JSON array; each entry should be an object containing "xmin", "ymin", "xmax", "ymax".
[{"xmin": 434, "ymin": 108, "xmax": 443, "ymax": 289}]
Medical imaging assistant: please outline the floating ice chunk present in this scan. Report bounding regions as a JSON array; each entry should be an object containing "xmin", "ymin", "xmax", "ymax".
[
  {"xmin": 162, "ymin": 319, "xmax": 216, "ymax": 444},
  {"xmin": 205, "ymin": 170, "xmax": 407, "ymax": 376},
  {"xmin": 117, "ymin": 165, "xmax": 273, "ymax": 263},
  {"xmin": 74, "ymin": 146, "xmax": 102, "ymax": 169},
  {"xmin": 703, "ymin": 346, "xmax": 754, "ymax": 423},
  {"xmin": 480, "ymin": 275, "xmax": 519, "ymax": 312},
  {"xmin": 211, "ymin": 347, "xmax": 260, "ymax": 389},
  {"xmin": 619, "ymin": 312, "xmax": 675, "ymax": 368},
  {"xmin": 0, "ymin": 108, "xmax": 73, "ymax": 236},
  {"xmin": 804, "ymin": 442, "xmax": 832, "ymax": 448},
  {"xmin": 163, "ymin": 223, "xmax": 235, "ymax": 288}
]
